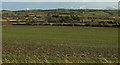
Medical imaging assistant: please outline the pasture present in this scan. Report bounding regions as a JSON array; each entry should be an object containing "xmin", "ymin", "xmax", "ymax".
[{"xmin": 2, "ymin": 26, "xmax": 118, "ymax": 63}]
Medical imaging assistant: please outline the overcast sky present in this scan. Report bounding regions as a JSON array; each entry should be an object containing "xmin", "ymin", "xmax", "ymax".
[{"xmin": 1, "ymin": 0, "xmax": 119, "ymax": 2}]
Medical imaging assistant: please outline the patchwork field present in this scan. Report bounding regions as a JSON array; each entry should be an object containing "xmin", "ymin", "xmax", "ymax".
[{"xmin": 2, "ymin": 26, "xmax": 118, "ymax": 63}]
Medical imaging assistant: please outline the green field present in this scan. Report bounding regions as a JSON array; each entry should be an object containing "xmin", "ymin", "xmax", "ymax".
[{"xmin": 2, "ymin": 26, "xmax": 118, "ymax": 63}]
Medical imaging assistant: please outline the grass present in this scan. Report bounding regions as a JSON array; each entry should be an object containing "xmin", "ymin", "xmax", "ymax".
[
  {"xmin": 2, "ymin": 26, "xmax": 118, "ymax": 63},
  {"xmin": 83, "ymin": 19, "xmax": 115, "ymax": 22},
  {"xmin": 84, "ymin": 11, "xmax": 109, "ymax": 15},
  {"xmin": 2, "ymin": 56, "xmax": 118, "ymax": 63}
]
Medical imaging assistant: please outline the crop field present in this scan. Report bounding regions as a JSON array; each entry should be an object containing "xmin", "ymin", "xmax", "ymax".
[{"xmin": 2, "ymin": 26, "xmax": 118, "ymax": 63}]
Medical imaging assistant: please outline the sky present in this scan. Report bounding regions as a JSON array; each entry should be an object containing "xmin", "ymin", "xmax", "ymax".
[
  {"xmin": 1, "ymin": 0, "xmax": 119, "ymax": 11},
  {"xmin": 2, "ymin": 2, "xmax": 118, "ymax": 11},
  {"xmin": 1, "ymin": 0, "xmax": 120, "ymax": 2}
]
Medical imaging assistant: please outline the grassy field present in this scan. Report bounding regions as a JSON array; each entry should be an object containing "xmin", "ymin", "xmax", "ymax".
[{"xmin": 2, "ymin": 26, "xmax": 118, "ymax": 63}]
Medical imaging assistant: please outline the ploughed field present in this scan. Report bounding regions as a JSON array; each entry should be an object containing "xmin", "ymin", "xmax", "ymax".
[{"xmin": 2, "ymin": 26, "xmax": 118, "ymax": 63}]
